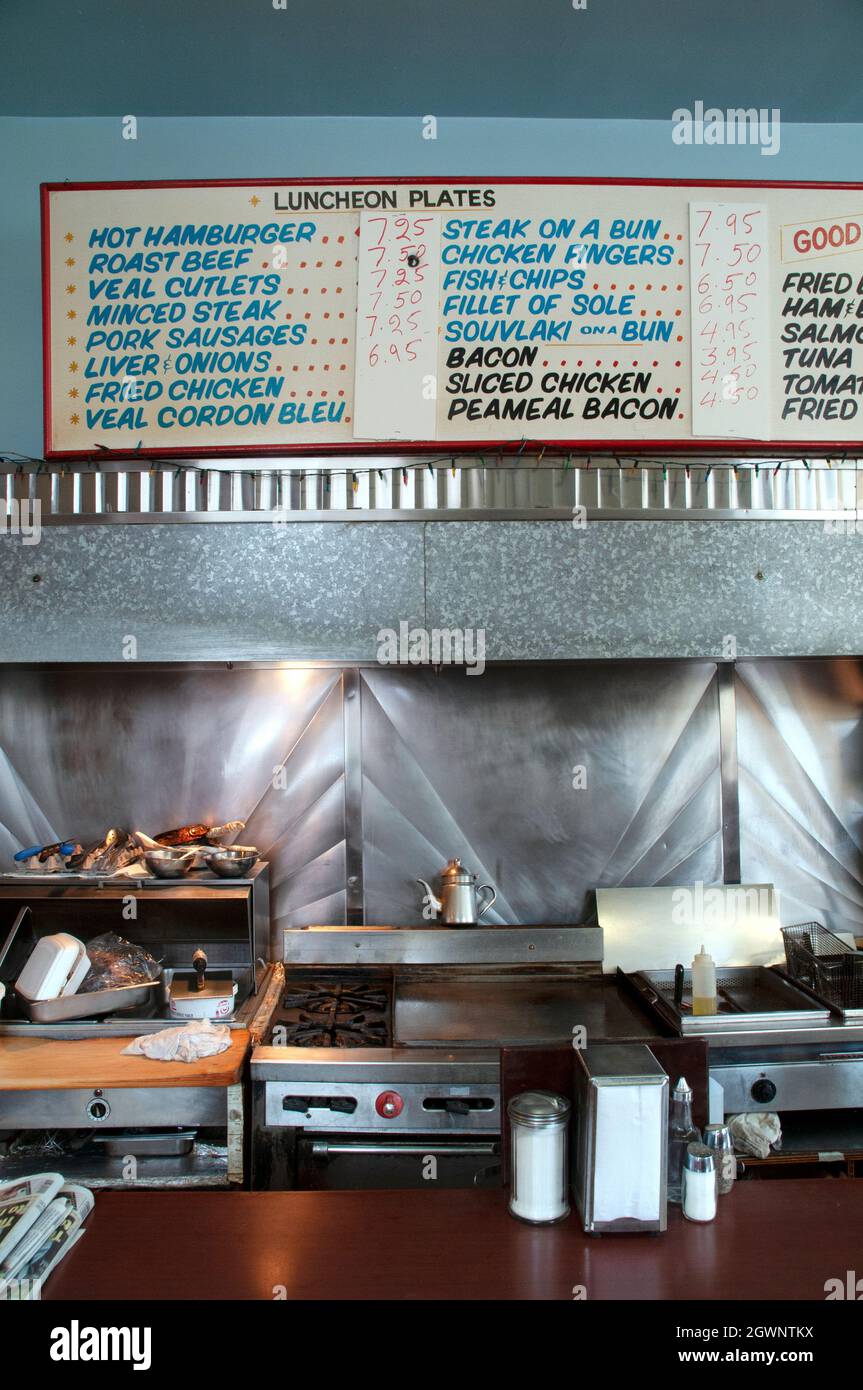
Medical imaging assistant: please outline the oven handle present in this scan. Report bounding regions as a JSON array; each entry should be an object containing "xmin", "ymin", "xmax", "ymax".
[{"xmin": 310, "ymin": 1142, "xmax": 498, "ymax": 1157}]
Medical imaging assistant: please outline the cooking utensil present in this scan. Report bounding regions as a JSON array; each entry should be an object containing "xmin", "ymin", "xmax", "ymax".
[
  {"xmin": 0, "ymin": 906, "xmax": 30, "ymax": 977},
  {"xmin": 15, "ymin": 977, "xmax": 162, "ymax": 1023},
  {"xmin": 192, "ymin": 947, "xmax": 207, "ymax": 992},
  {"xmin": 168, "ymin": 946, "xmax": 237, "ymax": 1018},
  {"xmin": 416, "ymin": 857, "xmax": 496, "ymax": 926},
  {"xmin": 673, "ymin": 962, "xmax": 685, "ymax": 1006},
  {"xmin": 14, "ymin": 840, "xmax": 76, "ymax": 862},
  {"xmin": 781, "ymin": 922, "xmax": 863, "ymax": 1021},
  {"xmin": 155, "ymin": 823, "xmax": 210, "ymax": 846},
  {"xmin": 144, "ymin": 848, "xmax": 195, "ymax": 879},
  {"xmin": 205, "ymin": 846, "xmax": 259, "ymax": 878}
]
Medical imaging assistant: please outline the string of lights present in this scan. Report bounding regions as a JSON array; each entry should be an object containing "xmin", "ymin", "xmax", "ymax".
[{"xmin": 0, "ymin": 448, "xmax": 854, "ymax": 485}]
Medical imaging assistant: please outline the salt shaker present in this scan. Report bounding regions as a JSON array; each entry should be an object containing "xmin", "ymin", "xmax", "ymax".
[
  {"xmin": 682, "ymin": 1142, "xmax": 717, "ymax": 1223},
  {"xmin": 704, "ymin": 1123, "xmax": 736, "ymax": 1195},
  {"xmin": 508, "ymin": 1091, "xmax": 571, "ymax": 1224}
]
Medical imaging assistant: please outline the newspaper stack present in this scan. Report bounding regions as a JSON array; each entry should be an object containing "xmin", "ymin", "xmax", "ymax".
[{"xmin": 0, "ymin": 1173, "xmax": 93, "ymax": 1299}]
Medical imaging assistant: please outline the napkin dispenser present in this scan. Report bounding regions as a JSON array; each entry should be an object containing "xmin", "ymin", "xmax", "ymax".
[{"xmin": 572, "ymin": 1042, "xmax": 668, "ymax": 1235}]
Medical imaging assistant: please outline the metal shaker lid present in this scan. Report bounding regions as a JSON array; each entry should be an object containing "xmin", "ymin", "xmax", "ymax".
[
  {"xmin": 703, "ymin": 1123, "xmax": 733, "ymax": 1149},
  {"xmin": 507, "ymin": 1090, "xmax": 571, "ymax": 1128},
  {"xmin": 673, "ymin": 1076, "xmax": 692, "ymax": 1098},
  {"xmin": 684, "ymin": 1141, "xmax": 715, "ymax": 1173}
]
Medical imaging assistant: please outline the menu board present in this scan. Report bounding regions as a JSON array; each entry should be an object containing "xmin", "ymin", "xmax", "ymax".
[{"xmin": 41, "ymin": 178, "xmax": 863, "ymax": 458}]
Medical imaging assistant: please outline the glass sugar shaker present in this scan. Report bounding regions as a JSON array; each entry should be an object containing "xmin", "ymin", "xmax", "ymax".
[
  {"xmin": 704, "ymin": 1123, "xmax": 736, "ymax": 1195},
  {"xmin": 508, "ymin": 1090, "xmax": 571, "ymax": 1224},
  {"xmin": 667, "ymin": 1076, "xmax": 700, "ymax": 1205}
]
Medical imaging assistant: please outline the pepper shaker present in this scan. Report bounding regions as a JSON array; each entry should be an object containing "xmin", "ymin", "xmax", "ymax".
[{"xmin": 704, "ymin": 1123, "xmax": 736, "ymax": 1195}]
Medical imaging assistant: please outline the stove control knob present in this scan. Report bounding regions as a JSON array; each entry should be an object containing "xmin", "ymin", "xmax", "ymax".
[
  {"xmin": 375, "ymin": 1090, "xmax": 403, "ymax": 1119},
  {"xmin": 750, "ymin": 1077, "xmax": 777, "ymax": 1104}
]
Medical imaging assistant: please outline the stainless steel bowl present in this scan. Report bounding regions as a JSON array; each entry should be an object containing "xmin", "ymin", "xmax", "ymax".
[
  {"xmin": 204, "ymin": 846, "xmax": 259, "ymax": 878},
  {"xmin": 144, "ymin": 848, "xmax": 195, "ymax": 879}
]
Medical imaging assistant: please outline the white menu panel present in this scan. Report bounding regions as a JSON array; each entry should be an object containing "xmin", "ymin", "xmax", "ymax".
[
  {"xmin": 689, "ymin": 201, "xmax": 770, "ymax": 438},
  {"xmin": 353, "ymin": 210, "xmax": 440, "ymax": 440}
]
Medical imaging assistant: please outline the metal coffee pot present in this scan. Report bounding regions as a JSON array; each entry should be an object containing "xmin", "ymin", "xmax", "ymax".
[{"xmin": 417, "ymin": 857, "xmax": 497, "ymax": 926}]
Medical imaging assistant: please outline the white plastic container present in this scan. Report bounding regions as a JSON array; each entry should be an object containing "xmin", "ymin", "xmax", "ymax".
[
  {"xmin": 169, "ymin": 977, "xmax": 238, "ymax": 1020},
  {"xmin": 15, "ymin": 933, "xmax": 90, "ymax": 1001}
]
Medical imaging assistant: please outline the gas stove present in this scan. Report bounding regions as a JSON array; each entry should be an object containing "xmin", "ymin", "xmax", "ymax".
[
  {"xmin": 255, "ymin": 974, "xmax": 501, "ymax": 1187},
  {"xmin": 268, "ymin": 981, "xmax": 391, "ymax": 1049},
  {"xmin": 250, "ymin": 925, "xmax": 602, "ymax": 1191},
  {"xmin": 251, "ymin": 1045, "xmax": 501, "ymax": 1190}
]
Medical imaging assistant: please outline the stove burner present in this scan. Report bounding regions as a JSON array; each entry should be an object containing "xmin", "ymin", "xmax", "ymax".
[
  {"xmin": 275, "ymin": 983, "xmax": 390, "ymax": 1048},
  {"xmin": 283, "ymin": 985, "xmax": 387, "ymax": 1015}
]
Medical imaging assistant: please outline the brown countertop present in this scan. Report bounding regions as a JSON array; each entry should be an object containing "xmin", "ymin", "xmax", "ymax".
[
  {"xmin": 0, "ymin": 1030, "xmax": 250, "ymax": 1090},
  {"xmin": 45, "ymin": 1179, "xmax": 858, "ymax": 1300}
]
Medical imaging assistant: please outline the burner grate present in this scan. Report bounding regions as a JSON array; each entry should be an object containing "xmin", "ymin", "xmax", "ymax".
[{"xmin": 272, "ymin": 982, "xmax": 391, "ymax": 1048}]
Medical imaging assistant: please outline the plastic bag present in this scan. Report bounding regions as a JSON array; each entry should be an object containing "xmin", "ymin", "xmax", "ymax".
[{"xmin": 78, "ymin": 932, "xmax": 161, "ymax": 993}]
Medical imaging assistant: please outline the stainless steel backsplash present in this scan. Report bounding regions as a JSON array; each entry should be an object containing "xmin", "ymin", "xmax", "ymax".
[{"xmin": 0, "ymin": 659, "xmax": 860, "ymax": 942}]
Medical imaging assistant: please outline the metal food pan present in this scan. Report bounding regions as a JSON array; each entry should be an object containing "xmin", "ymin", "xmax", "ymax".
[
  {"xmin": 93, "ymin": 1130, "xmax": 196, "ymax": 1156},
  {"xmin": 16, "ymin": 977, "xmax": 162, "ymax": 1023},
  {"xmin": 626, "ymin": 966, "xmax": 831, "ymax": 1035}
]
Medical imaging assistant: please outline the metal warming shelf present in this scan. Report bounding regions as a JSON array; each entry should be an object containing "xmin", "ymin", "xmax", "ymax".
[{"xmin": 623, "ymin": 966, "xmax": 831, "ymax": 1036}]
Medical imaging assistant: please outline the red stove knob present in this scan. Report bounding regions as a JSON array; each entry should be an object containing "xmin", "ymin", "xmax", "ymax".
[{"xmin": 375, "ymin": 1090, "xmax": 403, "ymax": 1118}]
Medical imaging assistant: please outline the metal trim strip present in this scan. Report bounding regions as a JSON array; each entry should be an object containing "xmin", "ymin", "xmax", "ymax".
[
  {"xmin": 6, "ymin": 460, "xmax": 859, "ymax": 522},
  {"xmin": 343, "ymin": 670, "xmax": 364, "ymax": 925},
  {"xmin": 717, "ymin": 664, "xmax": 742, "ymax": 884}
]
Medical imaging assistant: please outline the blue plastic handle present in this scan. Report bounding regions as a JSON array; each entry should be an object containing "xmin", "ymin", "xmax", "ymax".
[{"xmin": 13, "ymin": 840, "xmax": 76, "ymax": 862}]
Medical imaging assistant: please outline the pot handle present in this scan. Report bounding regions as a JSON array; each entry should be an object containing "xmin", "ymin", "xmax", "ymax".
[{"xmin": 476, "ymin": 884, "xmax": 496, "ymax": 919}]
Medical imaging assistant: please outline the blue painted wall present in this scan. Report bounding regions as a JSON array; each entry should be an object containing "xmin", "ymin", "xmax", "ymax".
[
  {"xmin": 2, "ymin": 114, "xmax": 862, "ymax": 458},
  {"xmin": 2, "ymin": 0, "xmax": 862, "ymax": 122}
]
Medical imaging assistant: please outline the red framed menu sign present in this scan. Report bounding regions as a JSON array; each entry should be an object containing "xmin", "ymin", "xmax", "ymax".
[{"xmin": 41, "ymin": 176, "xmax": 863, "ymax": 458}]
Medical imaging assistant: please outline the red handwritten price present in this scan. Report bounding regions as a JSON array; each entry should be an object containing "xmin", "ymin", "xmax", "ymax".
[
  {"xmin": 689, "ymin": 203, "xmax": 769, "ymax": 438},
  {"xmin": 362, "ymin": 215, "xmax": 434, "ymax": 369}
]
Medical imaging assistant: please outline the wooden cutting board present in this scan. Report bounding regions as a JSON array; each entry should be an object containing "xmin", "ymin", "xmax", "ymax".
[{"xmin": 0, "ymin": 1030, "xmax": 250, "ymax": 1091}]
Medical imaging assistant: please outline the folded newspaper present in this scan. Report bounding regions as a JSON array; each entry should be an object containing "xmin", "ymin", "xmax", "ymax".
[{"xmin": 0, "ymin": 1173, "xmax": 94, "ymax": 1299}]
